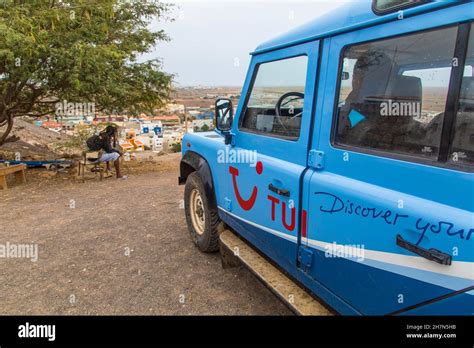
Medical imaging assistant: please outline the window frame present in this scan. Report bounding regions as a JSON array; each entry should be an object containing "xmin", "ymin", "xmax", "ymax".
[
  {"xmin": 371, "ymin": 0, "xmax": 429, "ymax": 16},
  {"xmin": 440, "ymin": 22, "xmax": 472, "ymax": 164},
  {"xmin": 330, "ymin": 22, "xmax": 474, "ymax": 173},
  {"xmin": 238, "ymin": 54, "xmax": 309, "ymax": 142}
]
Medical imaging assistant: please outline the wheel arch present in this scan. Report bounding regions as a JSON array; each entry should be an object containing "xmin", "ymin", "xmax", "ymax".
[{"xmin": 179, "ymin": 151, "xmax": 217, "ymax": 208}]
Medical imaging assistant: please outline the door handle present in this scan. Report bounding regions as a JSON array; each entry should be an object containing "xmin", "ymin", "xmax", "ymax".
[
  {"xmin": 396, "ymin": 234, "xmax": 452, "ymax": 266},
  {"xmin": 268, "ymin": 183, "xmax": 290, "ymax": 197}
]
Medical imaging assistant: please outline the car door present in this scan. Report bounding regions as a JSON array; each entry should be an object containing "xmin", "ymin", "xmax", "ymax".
[
  {"xmin": 304, "ymin": 16, "xmax": 474, "ymax": 314},
  {"xmin": 218, "ymin": 41, "xmax": 319, "ymax": 272}
]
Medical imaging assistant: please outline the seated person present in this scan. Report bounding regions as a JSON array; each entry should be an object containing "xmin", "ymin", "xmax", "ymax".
[
  {"xmin": 337, "ymin": 51, "xmax": 427, "ymax": 155},
  {"xmin": 86, "ymin": 125, "xmax": 126, "ymax": 179},
  {"xmin": 337, "ymin": 51, "xmax": 394, "ymax": 146}
]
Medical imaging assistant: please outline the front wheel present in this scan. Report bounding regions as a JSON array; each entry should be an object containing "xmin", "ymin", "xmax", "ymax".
[{"xmin": 184, "ymin": 172, "xmax": 220, "ymax": 252}]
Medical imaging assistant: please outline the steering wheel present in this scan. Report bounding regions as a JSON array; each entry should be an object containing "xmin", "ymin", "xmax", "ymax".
[{"xmin": 275, "ymin": 92, "xmax": 305, "ymax": 132}]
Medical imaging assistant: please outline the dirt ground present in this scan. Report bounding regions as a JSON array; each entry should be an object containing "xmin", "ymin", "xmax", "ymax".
[{"xmin": 0, "ymin": 153, "xmax": 291, "ymax": 315}]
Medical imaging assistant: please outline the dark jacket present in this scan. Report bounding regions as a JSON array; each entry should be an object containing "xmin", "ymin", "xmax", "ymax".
[
  {"xmin": 87, "ymin": 130, "xmax": 121, "ymax": 154},
  {"xmin": 98, "ymin": 134, "xmax": 120, "ymax": 154}
]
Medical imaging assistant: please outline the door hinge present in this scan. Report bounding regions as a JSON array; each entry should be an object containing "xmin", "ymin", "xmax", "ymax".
[
  {"xmin": 308, "ymin": 150, "xmax": 324, "ymax": 170},
  {"xmin": 298, "ymin": 246, "xmax": 313, "ymax": 270}
]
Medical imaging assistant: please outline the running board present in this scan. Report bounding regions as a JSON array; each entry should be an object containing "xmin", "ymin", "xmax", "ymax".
[{"xmin": 219, "ymin": 229, "xmax": 332, "ymax": 316}]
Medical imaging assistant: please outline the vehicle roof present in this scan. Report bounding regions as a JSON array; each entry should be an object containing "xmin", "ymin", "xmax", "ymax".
[{"xmin": 252, "ymin": 0, "xmax": 466, "ymax": 55}]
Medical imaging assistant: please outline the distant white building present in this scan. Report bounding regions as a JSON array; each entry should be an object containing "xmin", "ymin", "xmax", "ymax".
[
  {"xmin": 163, "ymin": 130, "xmax": 183, "ymax": 146},
  {"xmin": 192, "ymin": 119, "xmax": 213, "ymax": 132},
  {"xmin": 188, "ymin": 110, "xmax": 201, "ymax": 118},
  {"xmin": 165, "ymin": 103, "xmax": 185, "ymax": 114},
  {"xmin": 140, "ymin": 120, "xmax": 163, "ymax": 136}
]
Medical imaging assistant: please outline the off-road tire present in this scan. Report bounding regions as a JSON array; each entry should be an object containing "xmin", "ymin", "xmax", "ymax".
[{"xmin": 184, "ymin": 171, "xmax": 220, "ymax": 252}]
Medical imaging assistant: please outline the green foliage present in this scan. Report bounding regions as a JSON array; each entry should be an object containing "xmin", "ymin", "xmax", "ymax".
[
  {"xmin": 52, "ymin": 123, "xmax": 98, "ymax": 152},
  {"xmin": 170, "ymin": 142, "xmax": 181, "ymax": 153},
  {"xmin": 0, "ymin": 0, "xmax": 173, "ymax": 143}
]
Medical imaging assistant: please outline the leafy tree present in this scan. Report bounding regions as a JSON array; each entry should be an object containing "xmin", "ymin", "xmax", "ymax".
[
  {"xmin": 0, "ymin": 0, "xmax": 173, "ymax": 144},
  {"xmin": 200, "ymin": 123, "xmax": 209, "ymax": 132}
]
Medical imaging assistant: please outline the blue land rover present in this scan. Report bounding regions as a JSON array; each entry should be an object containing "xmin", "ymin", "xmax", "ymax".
[{"xmin": 179, "ymin": 0, "xmax": 474, "ymax": 315}]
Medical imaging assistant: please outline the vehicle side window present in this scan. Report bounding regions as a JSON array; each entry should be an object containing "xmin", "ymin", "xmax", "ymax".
[
  {"xmin": 240, "ymin": 56, "xmax": 308, "ymax": 139},
  {"xmin": 334, "ymin": 26, "xmax": 458, "ymax": 160},
  {"xmin": 449, "ymin": 23, "xmax": 474, "ymax": 166},
  {"xmin": 372, "ymin": 0, "xmax": 425, "ymax": 14}
]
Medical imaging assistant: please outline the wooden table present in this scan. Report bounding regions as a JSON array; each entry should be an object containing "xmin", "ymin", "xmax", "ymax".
[{"xmin": 0, "ymin": 164, "xmax": 27, "ymax": 190}]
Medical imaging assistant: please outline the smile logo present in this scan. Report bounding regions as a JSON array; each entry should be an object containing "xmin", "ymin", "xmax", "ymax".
[{"xmin": 229, "ymin": 161, "xmax": 263, "ymax": 211}]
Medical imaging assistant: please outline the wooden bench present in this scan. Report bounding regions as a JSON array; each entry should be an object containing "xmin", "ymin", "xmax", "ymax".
[{"xmin": 0, "ymin": 164, "xmax": 27, "ymax": 190}]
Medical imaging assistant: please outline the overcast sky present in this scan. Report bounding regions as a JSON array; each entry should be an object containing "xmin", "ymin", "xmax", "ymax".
[{"xmin": 144, "ymin": 0, "xmax": 349, "ymax": 86}]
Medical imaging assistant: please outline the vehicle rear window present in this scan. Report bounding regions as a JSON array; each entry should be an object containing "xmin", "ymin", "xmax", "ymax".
[
  {"xmin": 240, "ymin": 56, "xmax": 308, "ymax": 140},
  {"xmin": 334, "ymin": 26, "xmax": 458, "ymax": 160}
]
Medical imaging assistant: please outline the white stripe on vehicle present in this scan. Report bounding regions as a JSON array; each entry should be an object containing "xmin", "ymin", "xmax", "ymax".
[{"xmin": 219, "ymin": 207, "xmax": 474, "ymax": 290}]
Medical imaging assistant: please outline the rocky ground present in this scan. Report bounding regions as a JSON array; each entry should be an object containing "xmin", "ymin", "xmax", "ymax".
[{"xmin": 0, "ymin": 118, "xmax": 80, "ymax": 161}]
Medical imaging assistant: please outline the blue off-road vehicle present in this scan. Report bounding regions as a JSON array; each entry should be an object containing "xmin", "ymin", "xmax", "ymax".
[{"xmin": 179, "ymin": 0, "xmax": 474, "ymax": 315}]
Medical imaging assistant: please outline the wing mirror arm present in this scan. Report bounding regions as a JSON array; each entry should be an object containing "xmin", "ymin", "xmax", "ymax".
[{"xmin": 223, "ymin": 130, "xmax": 235, "ymax": 146}]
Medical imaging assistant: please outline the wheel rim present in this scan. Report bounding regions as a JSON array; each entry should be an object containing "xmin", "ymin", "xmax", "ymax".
[{"xmin": 190, "ymin": 189, "xmax": 205, "ymax": 235}]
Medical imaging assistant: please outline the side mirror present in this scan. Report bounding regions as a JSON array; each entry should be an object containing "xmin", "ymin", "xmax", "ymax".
[{"xmin": 215, "ymin": 98, "xmax": 233, "ymax": 133}]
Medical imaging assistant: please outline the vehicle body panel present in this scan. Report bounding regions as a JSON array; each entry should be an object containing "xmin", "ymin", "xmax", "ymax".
[{"xmin": 181, "ymin": 0, "xmax": 474, "ymax": 315}]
